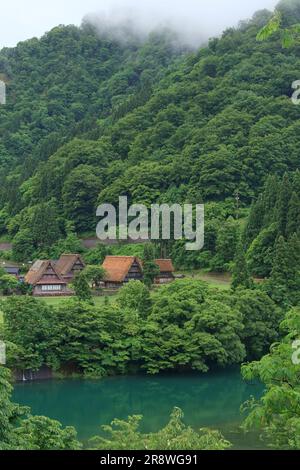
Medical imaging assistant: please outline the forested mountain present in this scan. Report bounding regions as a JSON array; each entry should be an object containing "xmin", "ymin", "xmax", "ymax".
[
  {"xmin": 0, "ymin": 0, "xmax": 299, "ymax": 270},
  {"xmin": 0, "ymin": 1, "xmax": 300, "ymax": 453},
  {"xmin": 0, "ymin": 24, "xmax": 183, "ymax": 205}
]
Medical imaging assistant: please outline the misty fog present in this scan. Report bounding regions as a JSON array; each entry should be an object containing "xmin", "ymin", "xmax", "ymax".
[
  {"xmin": 83, "ymin": 0, "xmax": 279, "ymax": 47},
  {"xmin": 0, "ymin": 0, "xmax": 279, "ymax": 49}
]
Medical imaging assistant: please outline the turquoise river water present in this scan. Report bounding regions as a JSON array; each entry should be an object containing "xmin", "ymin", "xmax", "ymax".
[{"xmin": 13, "ymin": 368, "xmax": 265, "ymax": 450}]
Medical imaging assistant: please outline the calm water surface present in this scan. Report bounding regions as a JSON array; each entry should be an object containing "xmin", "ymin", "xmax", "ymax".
[{"xmin": 13, "ymin": 369, "xmax": 265, "ymax": 449}]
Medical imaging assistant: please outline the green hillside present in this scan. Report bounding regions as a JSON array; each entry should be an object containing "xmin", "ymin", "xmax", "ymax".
[
  {"xmin": 0, "ymin": 0, "xmax": 299, "ymax": 279},
  {"xmin": 0, "ymin": 0, "xmax": 300, "ymax": 452}
]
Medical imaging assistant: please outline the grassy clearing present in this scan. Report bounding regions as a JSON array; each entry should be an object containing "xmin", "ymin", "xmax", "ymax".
[
  {"xmin": 0, "ymin": 294, "xmax": 117, "ymax": 308},
  {"xmin": 0, "ymin": 275, "xmax": 230, "ymax": 325},
  {"xmin": 0, "ymin": 295, "xmax": 118, "ymax": 324},
  {"xmin": 179, "ymin": 270, "xmax": 231, "ymax": 290},
  {"xmin": 39, "ymin": 296, "xmax": 117, "ymax": 307}
]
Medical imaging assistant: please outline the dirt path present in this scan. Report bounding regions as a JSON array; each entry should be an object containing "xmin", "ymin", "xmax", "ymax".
[
  {"xmin": 0, "ymin": 242, "xmax": 12, "ymax": 251},
  {"xmin": 198, "ymin": 272, "xmax": 231, "ymax": 285},
  {"xmin": 81, "ymin": 237, "xmax": 148, "ymax": 248}
]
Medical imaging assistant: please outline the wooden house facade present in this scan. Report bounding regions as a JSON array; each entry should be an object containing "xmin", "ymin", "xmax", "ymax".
[
  {"xmin": 102, "ymin": 256, "xmax": 144, "ymax": 289},
  {"xmin": 25, "ymin": 260, "xmax": 73, "ymax": 296},
  {"xmin": 101, "ymin": 256, "xmax": 174, "ymax": 289},
  {"xmin": 55, "ymin": 254, "xmax": 85, "ymax": 284},
  {"xmin": 3, "ymin": 264, "xmax": 20, "ymax": 278},
  {"xmin": 154, "ymin": 259, "xmax": 175, "ymax": 284}
]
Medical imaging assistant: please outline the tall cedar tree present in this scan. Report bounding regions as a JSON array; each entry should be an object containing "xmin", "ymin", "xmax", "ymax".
[
  {"xmin": 231, "ymin": 241, "xmax": 253, "ymax": 290},
  {"xmin": 286, "ymin": 192, "xmax": 300, "ymax": 238},
  {"xmin": 267, "ymin": 235, "xmax": 300, "ymax": 307},
  {"xmin": 276, "ymin": 174, "xmax": 293, "ymax": 238},
  {"xmin": 72, "ymin": 273, "xmax": 93, "ymax": 302},
  {"xmin": 142, "ymin": 245, "xmax": 160, "ymax": 288}
]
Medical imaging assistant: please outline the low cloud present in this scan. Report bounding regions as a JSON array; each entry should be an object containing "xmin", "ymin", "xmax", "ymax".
[{"xmin": 83, "ymin": 0, "xmax": 278, "ymax": 47}]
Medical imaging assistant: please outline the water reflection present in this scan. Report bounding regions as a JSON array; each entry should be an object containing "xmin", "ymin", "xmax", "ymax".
[{"xmin": 13, "ymin": 368, "xmax": 264, "ymax": 445}]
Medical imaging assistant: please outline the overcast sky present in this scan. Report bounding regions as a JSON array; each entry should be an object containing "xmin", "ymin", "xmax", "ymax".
[{"xmin": 0, "ymin": 0, "xmax": 279, "ymax": 49}]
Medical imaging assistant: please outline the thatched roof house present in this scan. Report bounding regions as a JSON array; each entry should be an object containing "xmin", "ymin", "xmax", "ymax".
[
  {"xmin": 101, "ymin": 256, "xmax": 174, "ymax": 289},
  {"xmin": 102, "ymin": 256, "xmax": 143, "ymax": 289},
  {"xmin": 25, "ymin": 260, "xmax": 72, "ymax": 296},
  {"xmin": 154, "ymin": 259, "xmax": 175, "ymax": 284},
  {"xmin": 55, "ymin": 254, "xmax": 85, "ymax": 283}
]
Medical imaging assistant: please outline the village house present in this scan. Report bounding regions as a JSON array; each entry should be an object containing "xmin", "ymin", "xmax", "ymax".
[
  {"xmin": 25, "ymin": 260, "xmax": 73, "ymax": 296},
  {"xmin": 101, "ymin": 255, "xmax": 175, "ymax": 289},
  {"xmin": 154, "ymin": 259, "xmax": 175, "ymax": 284},
  {"xmin": 55, "ymin": 254, "xmax": 85, "ymax": 283},
  {"xmin": 102, "ymin": 256, "xmax": 144, "ymax": 289},
  {"xmin": 2, "ymin": 263, "xmax": 20, "ymax": 278},
  {"xmin": 24, "ymin": 253, "xmax": 174, "ymax": 295}
]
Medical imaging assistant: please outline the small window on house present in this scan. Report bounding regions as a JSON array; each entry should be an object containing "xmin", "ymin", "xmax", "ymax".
[{"xmin": 42, "ymin": 285, "xmax": 62, "ymax": 291}]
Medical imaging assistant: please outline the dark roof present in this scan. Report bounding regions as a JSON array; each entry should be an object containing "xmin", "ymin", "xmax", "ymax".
[
  {"xmin": 55, "ymin": 254, "xmax": 85, "ymax": 276},
  {"xmin": 25, "ymin": 260, "xmax": 66, "ymax": 286},
  {"xmin": 4, "ymin": 267, "xmax": 20, "ymax": 274}
]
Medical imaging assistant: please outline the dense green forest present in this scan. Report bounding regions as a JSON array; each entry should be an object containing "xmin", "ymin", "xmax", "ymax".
[
  {"xmin": 0, "ymin": 280, "xmax": 298, "ymax": 450},
  {"xmin": 0, "ymin": 281, "xmax": 282, "ymax": 375},
  {"xmin": 0, "ymin": 0, "xmax": 300, "ymax": 452},
  {"xmin": 0, "ymin": 0, "xmax": 299, "ymax": 273}
]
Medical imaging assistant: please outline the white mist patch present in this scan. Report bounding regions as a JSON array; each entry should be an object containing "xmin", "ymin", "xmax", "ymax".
[
  {"xmin": 83, "ymin": 3, "xmax": 209, "ymax": 46},
  {"xmin": 0, "ymin": 0, "xmax": 279, "ymax": 49},
  {"xmin": 82, "ymin": 0, "xmax": 279, "ymax": 47}
]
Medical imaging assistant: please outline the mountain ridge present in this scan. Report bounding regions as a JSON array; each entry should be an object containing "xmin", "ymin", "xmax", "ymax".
[{"xmin": 0, "ymin": 1, "xmax": 299, "ymax": 269}]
